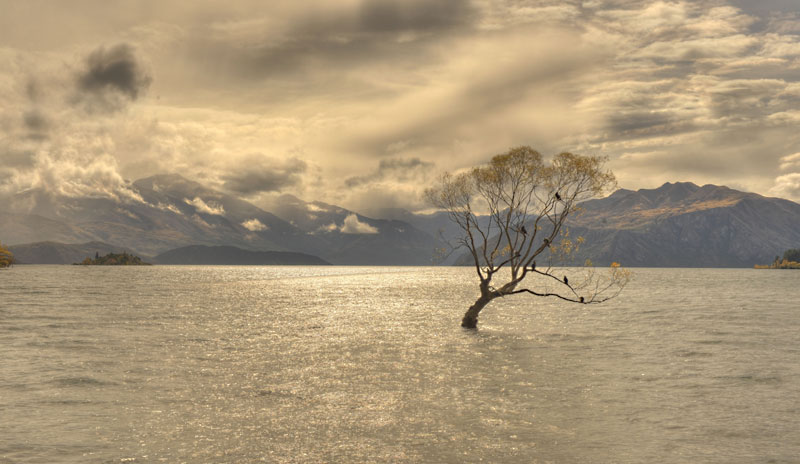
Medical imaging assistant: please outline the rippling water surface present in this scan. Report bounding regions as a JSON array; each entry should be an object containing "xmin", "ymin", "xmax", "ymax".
[{"xmin": 1, "ymin": 266, "xmax": 799, "ymax": 463}]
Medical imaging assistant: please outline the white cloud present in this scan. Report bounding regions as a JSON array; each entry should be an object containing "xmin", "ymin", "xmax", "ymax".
[
  {"xmin": 241, "ymin": 218, "xmax": 267, "ymax": 231},
  {"xmin": 769, "ymin": 172, "xmax": 800, "ymax": 200},
  {"xmin": 317, "ymin": 222, "xmax": 339, "ymax": 234},
  {"xmin": 306, "ymin": 203, "xmax": 327, "ymax": 212},
  {"xmin": 316, "ymin": 213, "xmax": 380, "ymax": 234},
  {"xmin": 191, "ymin": 214, "xmax": 213, "ymax": 228},
  {"xmin": 185, "ymin": 197, "xmax": 225, "ymax": 215},
  {"xmin": 339, "ymin": 213, "xmax": 379, "ymax": 234},
  {"xmin": 117, "ymin": 208, "xmax": 139, "ymax": 220},
  {"xmin": 779, "ymin": 153, "xmax": 800, "ymax": 171},
  {"xmin": 155, "ymin": 201, "xmax": 182, "ymax": 214}
]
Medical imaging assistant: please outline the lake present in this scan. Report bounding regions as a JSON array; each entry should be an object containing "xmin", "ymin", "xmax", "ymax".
[{"xmin": 1, "ymin": 266, "xmax": 798, "ymax": 463}]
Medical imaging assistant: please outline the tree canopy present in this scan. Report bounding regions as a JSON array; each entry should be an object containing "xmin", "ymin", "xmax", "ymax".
[
  {"xmin": 426, "ymin": 146, "xmax": 629, "ymax": 328},
  {"xmin": 783, "ymin": 248, "xmax": 800, "ymax": 263},
  {"xmin": 75, "ymin": 252, "xmax": 150, "ymax": 265},
  {"xmin": 755, "ymin": 249, "xmax": 800, "ymax": 269},
  {"xmin": 0, "ymin": 241, "xmax": 13, "ymax": 268}
]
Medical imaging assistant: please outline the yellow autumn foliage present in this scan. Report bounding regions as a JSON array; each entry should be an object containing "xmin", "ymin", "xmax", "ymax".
[{"xmin": 0, "ymin": 241, "xmax": 13, "ymax": 268}]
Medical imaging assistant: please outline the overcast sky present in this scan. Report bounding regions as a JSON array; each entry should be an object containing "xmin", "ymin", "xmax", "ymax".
[{"xmin": 2, "ymin": 0, "xmax": 800, "ymax": 215}]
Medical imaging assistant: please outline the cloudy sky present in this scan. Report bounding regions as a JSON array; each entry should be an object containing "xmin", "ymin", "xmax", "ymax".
[{"xmin": 3, "ymin": 0, "xmax": 800, "ymax": 215}]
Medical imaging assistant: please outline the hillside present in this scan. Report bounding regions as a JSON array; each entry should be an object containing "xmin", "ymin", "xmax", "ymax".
[
  {"xmin": 563, "ymin": 182, "xmax": 800, "ymax": 267},
  {"xmin": 448, "ymin": 182, "xmax": 800, "ymax": 268},
  {"xmin": 268, "ymin": 194, "xmax": 441, "ymax": 265},
  {"xmin": 153, "ymin": 245, "xmax": 330, "ymax": 265},
  {"xmin": 0, "ymin": 211, "xmax": 94, "ymax": 246}
]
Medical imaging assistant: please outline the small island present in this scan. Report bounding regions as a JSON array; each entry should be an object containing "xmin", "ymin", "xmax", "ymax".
[
  {"xmin": 75, "ymin": 252, "xmax": 151, "ymax": 266},
  {"xmin": 755, "ymin": 249, "xmax": 800, "ymax": 269}
]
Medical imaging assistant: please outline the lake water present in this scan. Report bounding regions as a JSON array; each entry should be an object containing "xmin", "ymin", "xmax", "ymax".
[{"xmin": 1, "ymin": 266, "xmax": 798, "ymax": 463}]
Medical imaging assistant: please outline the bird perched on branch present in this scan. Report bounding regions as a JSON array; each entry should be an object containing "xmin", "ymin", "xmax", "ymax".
[
  {"xmin": 555, "ymin": 191, "xmax": 561, "ymax": 201},
  {"xmin": 563, "ymin": 275, "xmax": 569, "ymax": 285},
  {"xmin": 579, "ymin": 296, "xmax": 584, "ymax": 303},
  {"xmin": 520, "ymin": 225, "xmax": 528, "ymax": 235}
]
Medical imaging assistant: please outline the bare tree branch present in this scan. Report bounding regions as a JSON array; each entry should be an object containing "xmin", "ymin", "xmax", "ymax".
[{"xmin": 425, "ymin": 146, "xmax": 629, "ymax": 328}]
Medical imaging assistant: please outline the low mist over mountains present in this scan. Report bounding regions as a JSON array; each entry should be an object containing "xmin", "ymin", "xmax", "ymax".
[
  {"xmin": 1, "ymin": 174, "xmax": 442, "ymax": 265},
  {"xmin": 2, "ymin": 176, "xmax": 800, "ymax": 267}
]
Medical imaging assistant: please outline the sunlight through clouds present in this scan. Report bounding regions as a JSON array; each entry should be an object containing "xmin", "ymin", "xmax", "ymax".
[{"xmin": 2, "ymin": 0, "xmax": 800, "ymax": 208}]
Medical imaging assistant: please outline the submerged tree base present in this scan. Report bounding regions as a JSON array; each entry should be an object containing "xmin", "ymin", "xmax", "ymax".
[
  {"xmin": 461, "ymin": 296, "xmax": 491, "ymax": 329},
  {"xmin": 461, "ymin": 315, "xmax": 478, "ymax": 329}
]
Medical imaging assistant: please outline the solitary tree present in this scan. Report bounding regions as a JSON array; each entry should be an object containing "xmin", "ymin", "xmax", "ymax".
[{"xmin": 426, "ymin": 146, "xmax": 630, "ymax": 328}]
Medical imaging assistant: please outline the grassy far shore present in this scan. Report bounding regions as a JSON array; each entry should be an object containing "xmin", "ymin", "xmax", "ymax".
[
  {"xmin": 754, "ymin": 259, "xmax": 800, "ymax": 269},
  {"xmin": 755, "ymin": 248, "xmax": 800, "ymax": 269}
]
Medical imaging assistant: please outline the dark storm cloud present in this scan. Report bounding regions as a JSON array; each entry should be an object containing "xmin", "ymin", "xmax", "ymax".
[
  {"xmin": 20, "ymin": 78, "xmax": 50, "ymax": 139},
  {"xmin": 707, "ymin": 79, "xmax": 788, "ymax": 120},
  {"xmin": 730, "ymin": 0, "xmax": 800, "ymax": 16},
  {"xmin": 26, "ymin": 79, "xmax": 40, "ymax": 102},
  {"xmin": 79, "ymin": 43, "xmax": 150, "ymax": 99},
  {"xmin": 345, "ymin": 157, "xmax": 433, "ymax": 187},
  {"xmin": 221, "ymin": 157, "xmax": 308, "ymax": 195},
  {"xmin": 359, "ymin": 0, "xmax": 475, "ymax": 32},
  {"xmin": 74, "ymin": 43, "xmax": 151, "ymax": 111},
  {"xmin": 0, "ymin": 147, "xmax": 36, "ymax": 169},
  {"xmin": 608, "ymin": 111, "xmax": 674, "ymax": 132},
  {"xmin": 200, "ymin": 0, "xmax": 477, "ymax": 84},
  {"xmin": 23, "ymin": 109, "xmax": 48, "ymax": 132},
  {"xmin": 605, "ymin": 111, "xmax": 697, "ymax": 140},
  {"xmin": 379, "ymin": 157, "xmax": 433, "ymax": 170}
]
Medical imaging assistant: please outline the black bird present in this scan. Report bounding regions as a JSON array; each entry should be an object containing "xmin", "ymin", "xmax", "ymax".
[
  {"xmin": 530, "ymin": 261, "xmax": 536, "ymax": 271},
  {"xmin": 579, "ymin": 296, "xmax": 584, "ymax": 303},
  {"xmin": 543, "ymin": 238, "xmax": 550, "ymax": 246},
  {"xmin": 520, "ymin": 225, "xmax": 528, "ymax": 235},
  {"xmin": 563, "ymin": 275, "xmax": 569, "ymax": 285},
  {"xmin": 555, "ymin": 191, "xmax": 561, "ymax": 201}
]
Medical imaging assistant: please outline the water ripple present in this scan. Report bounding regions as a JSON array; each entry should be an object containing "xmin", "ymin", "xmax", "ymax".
[{"xmin": 0, "ymin": 266, "xmax": 798, "ymax": 463}]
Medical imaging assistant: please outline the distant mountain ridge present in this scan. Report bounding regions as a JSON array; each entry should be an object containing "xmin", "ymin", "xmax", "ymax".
[
  {"xmin": 564, "ymin": 182, "xmax": 800, "ymax": 267},
  {"xmin": 267, "ymin": 194, "xmax": 441, "ymax": 265},
  {"xmin": 0, "ymin": 173, "xmax": 441, "ymax": 265},
  {"xmin": 153, "ymin": 245, "xmax": 330, "ymax": 265},
  {"xmin": 3, "ymin": 178, "xmax": 799, "ymax": 267}
]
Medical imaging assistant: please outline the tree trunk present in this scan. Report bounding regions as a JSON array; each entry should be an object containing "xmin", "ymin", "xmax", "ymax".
[{"xmin": 461, "ymin": 295, "xmax": 493, "ymax": 329}]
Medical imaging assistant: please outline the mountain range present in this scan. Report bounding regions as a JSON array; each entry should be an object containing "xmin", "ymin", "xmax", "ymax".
[
  {"xmin": 1, "ymin": 174, "xmax": 441, "ymax": 265},
  {"xmin": 2, "ymin": 176, "xmax": 799, "ymax": 267},
  {"xmin": 562, "ymin": 182, "xmax": 800, "ymax": 267}
]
